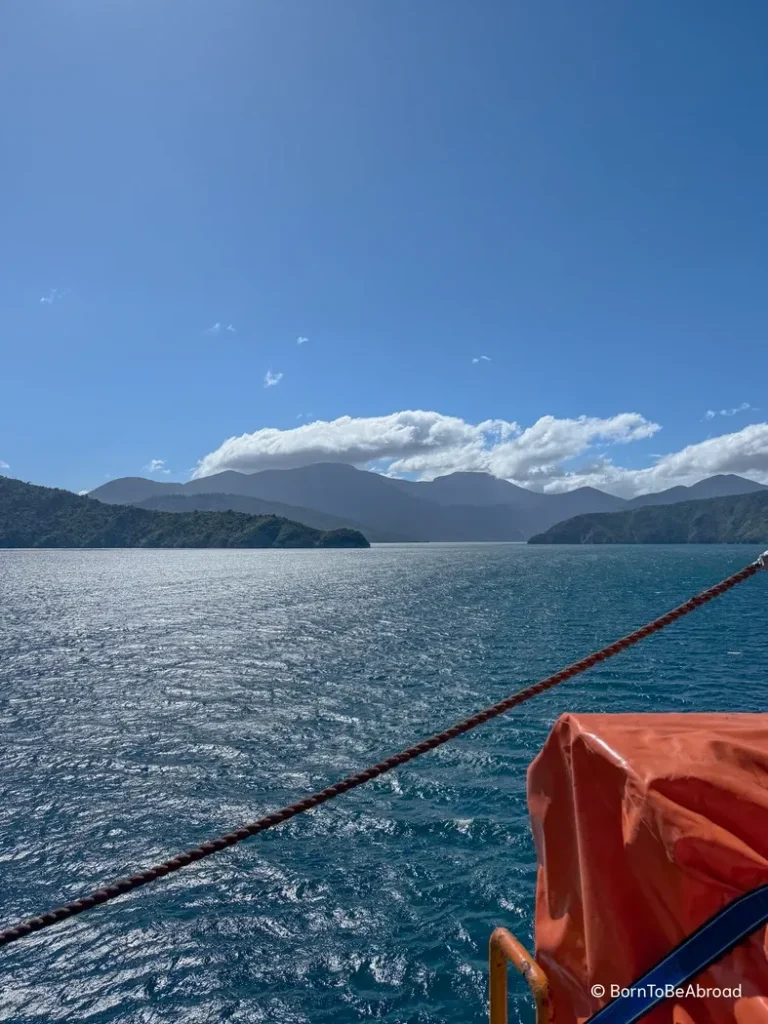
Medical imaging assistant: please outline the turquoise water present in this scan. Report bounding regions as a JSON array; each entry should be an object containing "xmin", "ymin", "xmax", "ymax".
[{"xmin": 1, "ymin": 544, "xmax": 766, "ymax": 1024}]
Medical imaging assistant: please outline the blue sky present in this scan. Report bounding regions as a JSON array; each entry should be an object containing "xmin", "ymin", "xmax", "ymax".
[{"xmin": 2, "ymin": 0, "xmax": 768, "ymax": 496}]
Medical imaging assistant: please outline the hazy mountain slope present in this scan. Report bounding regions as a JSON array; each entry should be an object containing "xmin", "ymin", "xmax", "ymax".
[
  {"xmin": 626, "ymin": 474, "xmax": 767, "ymax": 508},
  {"xmin": 135, "ymin": 492, "xmax": 395, "ymax": 542},
  {"xmin": 89, "ymin": 476, "xmax": 186, "ymax": 503},
  {"xmin": 389, "ymin": 472, "xmax": 539, "ymax": 507}
]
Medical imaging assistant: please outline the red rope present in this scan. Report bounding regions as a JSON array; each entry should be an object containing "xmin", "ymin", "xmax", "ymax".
[{"xmin": 1, "ymin": 555, "xmax": 765, "ymax": 950}]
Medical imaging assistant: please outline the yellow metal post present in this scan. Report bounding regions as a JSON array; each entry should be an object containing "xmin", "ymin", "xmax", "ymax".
[{"xmin": 489, "ymin": 927, "xmax": 552, "ymax": 1024}]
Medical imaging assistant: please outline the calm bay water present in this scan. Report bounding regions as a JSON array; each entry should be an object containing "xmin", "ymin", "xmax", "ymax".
[{"xmin": 1, "ymin": 544, "xmax": 767, "ymax": 1024}]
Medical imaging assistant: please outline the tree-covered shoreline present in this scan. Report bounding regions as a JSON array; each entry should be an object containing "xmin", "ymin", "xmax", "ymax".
[
  {"xmin": 0, "ymin": 476, "xmax": 370, "ymax": 549},
  {"xmin": 529, "ymin": 491, "xmax": 768, "ymax": 544}
]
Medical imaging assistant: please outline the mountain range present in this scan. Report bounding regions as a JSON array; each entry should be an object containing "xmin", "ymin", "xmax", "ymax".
[
  {"xmin": 0, "ymin": 476, "xmax": 369, "ymax": 549},
  {"xmin": 89, "ymin": 464, "xmax": 768, "ymax": 542},
  {"xmin": 529, "ymin": 490, "xmax": 768, "ymax": 544}
]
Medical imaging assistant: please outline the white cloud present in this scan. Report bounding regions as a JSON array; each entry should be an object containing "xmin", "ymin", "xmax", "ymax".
[
  {"xmin": 226, "ymin": 324, "xmax": 236, "ymax": 333},
  {"xmin": 472, "ymin": 355, "xmax": 491, "ymax": 363},
  {"xmin": 523, "ymin": 423, "xmax": 768, "ymax": 496},
  {"xmin": 145, "ymin": 459, "xmax": 171, "ymax": 474},
  {"xmin": 192, "ymin": 409, "xmax": 659, "ymax": 487},
  {"xmin": 206, "ymin": 322, "xmax": 221, "ymax": 335},
  {"xmin": 40, "ymin": 288, "xmax": 67, "ymax": 305},
  {"xmin": 77, "ymin": 489, "xmax": 89, "ymax": 496},
  {"xmin": 264, "ymin": 370, "xmax": 283, "ymax": 388},
  {"xmin": 0, "ymin": 460, "xmax": 8, "ymax": 470},
  {"xmin": 191, "ymin": 410, "xmax": 768, "ymax": 496},
  {"xmin": 704, "ymin": 402, "xmax": 752, "ymax": 420},
  {"xmin": 386, "ymin": 413, "xmax": 660, "ymax": 486},
  {"xmin": 297, "ymin": 336, "xmax": 309, "ymax": 345}
]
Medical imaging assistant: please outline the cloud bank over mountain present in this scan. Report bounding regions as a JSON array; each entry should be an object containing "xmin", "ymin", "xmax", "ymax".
[{"xmin": 190, "ymin": 409, "xmax": 768, "ymax": 496}]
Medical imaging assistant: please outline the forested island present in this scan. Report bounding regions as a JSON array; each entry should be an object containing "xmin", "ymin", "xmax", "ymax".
[
  {"xmin": 0, "ymin": 477, "xmax": 370, "ymax": 549},
  {"xmin": 528, "ymin": 490, "xmax": 768, "ymax": 544}
]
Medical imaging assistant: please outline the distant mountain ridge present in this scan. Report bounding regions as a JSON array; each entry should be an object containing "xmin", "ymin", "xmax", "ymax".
[
  {"xmin": 528, "ymin": 490, "xmax": 768, "ymax": 545},
  {"xmin": 89, "ymin": 465, "xmax": 768, "ymax": 542},
  {"xmin": 92, "ymin": 464, "xmax": 528, "ymax": 542},
  {"xmin": 625, "ymin": 473, "xmax": 768, "ymax": 507}
]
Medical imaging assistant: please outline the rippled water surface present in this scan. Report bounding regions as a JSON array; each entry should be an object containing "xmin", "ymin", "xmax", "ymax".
[{"xmin": 2, "ymin": 545, "xmax": 767, "ymax": 1023}]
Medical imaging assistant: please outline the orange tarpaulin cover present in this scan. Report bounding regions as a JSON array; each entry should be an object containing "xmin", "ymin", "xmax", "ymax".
[{"xmin": 527, "ymin": 714, "xmax": 768, "ymax": 1024}]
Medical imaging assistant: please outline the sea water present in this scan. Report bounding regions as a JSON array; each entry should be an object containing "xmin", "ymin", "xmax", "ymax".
[{"xmin": 1, "ymin": 544, "xmax": 766, "ymax": 1023}]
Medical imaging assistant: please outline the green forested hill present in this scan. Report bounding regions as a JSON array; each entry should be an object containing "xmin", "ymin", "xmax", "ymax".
[
  {"xmin": 528, "ymin": 490, "xmax": 768, "ymax": 544},
  {"xmin": 0, "ymin": 476, "xmax": 370, "ymax": 549}
]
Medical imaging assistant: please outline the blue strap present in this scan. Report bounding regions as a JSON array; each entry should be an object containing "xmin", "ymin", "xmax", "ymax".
[{"xmin": 587, "ymin": 884, "xmax": 768, "ymax": 1024}]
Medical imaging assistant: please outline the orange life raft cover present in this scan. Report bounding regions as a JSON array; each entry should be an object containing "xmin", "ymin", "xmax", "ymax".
[{"xmin": 527, "ymin": 714, "xmax": 768, "ymax": 1024}]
